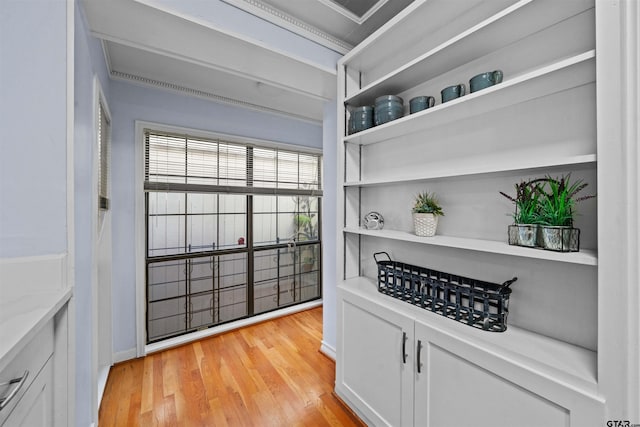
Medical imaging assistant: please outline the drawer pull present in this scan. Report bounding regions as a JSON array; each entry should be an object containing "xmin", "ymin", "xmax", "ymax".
[
  {"xmin": 402, "ymin": 332, "xmax": 407, "ymax": 364},
  {"xmin": 0, "ymin": 370, "xmax": 29, "ymax": 411},
  {"xmin": 417, "ymin": 340, "xmax": 423, "ymax": 374}
]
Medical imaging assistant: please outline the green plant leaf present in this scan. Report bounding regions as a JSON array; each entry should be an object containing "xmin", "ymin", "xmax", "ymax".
[{"xmin": 412, "ymin": 191, "xmax": 444, "ymax": 216}]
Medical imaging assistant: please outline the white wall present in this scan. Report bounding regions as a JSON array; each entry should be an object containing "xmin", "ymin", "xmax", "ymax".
[
  {"xmin": 109, "ymin": 80, "xmax": 324, "ymax": 355},
  {"xmin": 74, "ymin": 2, "xmax": 112, "ymax": 425},
  {"xmin": 0, "ymin": 0, "xmax": 68, "ymax": 257}
]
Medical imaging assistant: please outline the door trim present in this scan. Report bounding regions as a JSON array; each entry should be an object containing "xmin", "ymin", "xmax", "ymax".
[{"xmin": 93, "ymin": 75, "xmax": 113, "ymax": 418}]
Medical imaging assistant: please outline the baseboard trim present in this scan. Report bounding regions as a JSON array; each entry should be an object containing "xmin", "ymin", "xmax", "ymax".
[
  {"xmin": 331, "ymin": 390, "xmax": 367, "ymax": 427},
  {"xmin": 320, "ymin": 340, "xmax": 336, "ymax": 360},
  {"xmin": 113, "ymin": 348, "xmax": 137, "ymax": 364},
  {"xmin": 97, "ymin": 365, "xmax": 110, "ymax": 411},
  {"xmin": 145, "ymin": 300, "xmax": 323, "ymax": 356}
]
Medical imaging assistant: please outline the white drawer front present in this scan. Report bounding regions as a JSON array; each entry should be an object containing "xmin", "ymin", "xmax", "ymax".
[{"xmin": 0, "ymin": 321, "xmax": 53, "ymax": 425}]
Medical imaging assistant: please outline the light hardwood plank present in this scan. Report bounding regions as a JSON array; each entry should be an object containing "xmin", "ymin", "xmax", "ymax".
[{"xmin": 99, "ymin": 307, "xmax": 364, "ymax": 426}]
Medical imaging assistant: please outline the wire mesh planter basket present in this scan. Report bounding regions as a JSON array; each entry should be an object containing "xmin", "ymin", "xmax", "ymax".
[
  {"xmin": 507, "ymin": 225, "xmax": 580, "ymax": 252},
  {"xmin": 374, "ymin": 252, "xmax": 517, "ymax": 332}
]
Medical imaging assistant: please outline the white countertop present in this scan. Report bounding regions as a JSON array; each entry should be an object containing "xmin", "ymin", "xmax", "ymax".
[{"xmin": 0, "ymin": 288, "xmax": 72, "ymax": 373}]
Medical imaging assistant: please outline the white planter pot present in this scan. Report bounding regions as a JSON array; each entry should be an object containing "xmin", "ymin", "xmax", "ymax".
[{"xmin": 413, "ymin": 213, "xmax": 439, "ymax": 237}]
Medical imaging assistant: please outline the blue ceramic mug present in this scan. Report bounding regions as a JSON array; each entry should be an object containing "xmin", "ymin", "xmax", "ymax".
[
  {"xmin": 469, "ymin": 70, "xmax": 504, "ymax": 93},
  {"xmin": 348, "ymin": 106, "xmax": 374, "ymax": 134},
  {"xmin": 441, "ymin": 84, "xmax": 466, "ymax": 103},
  {"xmin": 409, "ymin": 96, "xmax": 436, "ymax": 114}
]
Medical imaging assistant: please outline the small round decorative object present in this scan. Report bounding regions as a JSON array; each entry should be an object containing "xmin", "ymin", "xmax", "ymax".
[{"xmin": 363, "ymin": 212, "xmax": 384, "ymax": 230}]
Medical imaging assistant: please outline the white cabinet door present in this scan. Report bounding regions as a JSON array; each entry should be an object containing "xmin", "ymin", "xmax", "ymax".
[
  {"xmin": 336, "ymin": 290, "xmax": 415, "ymax": 427},
  {"xmin": 413, "ymin": 319, "xmax": 602, "ymax": 427}
]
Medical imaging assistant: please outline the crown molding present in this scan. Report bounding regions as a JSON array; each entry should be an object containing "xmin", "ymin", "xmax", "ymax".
[
  {"xmin": 109, "ymin": 70, "xmax": 322, "ymax": 124},
  {"xmin": 221, "ymin": 0, "xmax": 352, "ymax": 54}
]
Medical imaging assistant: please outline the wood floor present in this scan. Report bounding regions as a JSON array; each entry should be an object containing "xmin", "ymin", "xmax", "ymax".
[{"xmin": 99, "ymin": 307, "xmax": 364, "ymax": 426}]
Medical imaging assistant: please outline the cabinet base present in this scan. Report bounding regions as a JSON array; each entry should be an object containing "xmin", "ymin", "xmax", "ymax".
[{"xmin": 332, "ymin": 390, "xmax": 367, "ymax": 427}]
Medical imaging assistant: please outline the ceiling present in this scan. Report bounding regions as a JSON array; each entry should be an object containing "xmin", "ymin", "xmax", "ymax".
[
  {"xmin": 226, "ymin": 0, "xmax": 414, "ymax": 51},
  {"xmin": 82, "ymin": 0, "xmax": 413, "ymax": 123}
]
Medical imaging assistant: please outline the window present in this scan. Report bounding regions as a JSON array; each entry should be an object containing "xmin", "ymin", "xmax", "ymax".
[
  {"xmin": 98, "ymin": 98, "xmax": 111, "ymax": 211},
  {"xmin": 144, "ymin": 130, "xmax": 322, "ymax": 342}
]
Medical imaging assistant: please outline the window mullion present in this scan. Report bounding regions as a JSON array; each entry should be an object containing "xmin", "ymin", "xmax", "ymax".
[
  {"xmin": 297, "ymin": 152, "xmax": 300, "ymax": 190},
  {"xmin": 246, "ymin": 146, "xmax": 254, "ymax": 316},
  {"xmin": 184, "ymin": 136, "xmax": 189, "ymax": 256},
  {"xmin": 247, "ymin": 195, "xmax": 254, "ymax": 316}
]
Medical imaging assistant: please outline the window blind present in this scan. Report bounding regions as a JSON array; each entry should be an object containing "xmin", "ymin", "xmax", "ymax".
[
  {"xmin": 98, "ymin": 100, "xmax": 111, "ymax": 210},
  {"xmin": 144, "ymin": 130, "xmax": 322, "ymax": 196}
]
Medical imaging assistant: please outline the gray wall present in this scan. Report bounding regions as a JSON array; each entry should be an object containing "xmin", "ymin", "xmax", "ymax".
[{"xmin": 0, "ymin": 0, "xmax": 68, "ymax": 257}]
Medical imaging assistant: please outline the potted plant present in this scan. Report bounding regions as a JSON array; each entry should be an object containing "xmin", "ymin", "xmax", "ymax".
[
  {"xmin": 412, "ymin": 191, "xmax": 444, "ymax": 237},
  {"xmin": 293, "ymin": 194, "xmax": 318, "ymax": 272},
  {"xmin": 536, "ymin": 174, "xmax": 595, "ymax": 251},
  {"xmin": 499, "ymin": 179, "xmax": 545, "ymax": 247}
]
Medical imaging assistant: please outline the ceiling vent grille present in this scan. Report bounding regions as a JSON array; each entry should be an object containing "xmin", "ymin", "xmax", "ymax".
[
  {"xmin": 319, "ymin": 0, "xmax": 388, "ymax": 23},
  {"xmin": 330, "ymin": 0, "xmax": 380, "ymax": 18}
]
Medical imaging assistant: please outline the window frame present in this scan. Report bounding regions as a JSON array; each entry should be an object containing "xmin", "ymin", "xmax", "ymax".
[{"xmin": 138, "ymin": 122, "xmax": 323, "ymax": 345}]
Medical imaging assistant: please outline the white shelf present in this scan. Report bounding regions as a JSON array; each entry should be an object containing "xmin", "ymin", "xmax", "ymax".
[
  {"xmin": 344, "ymin": 51, "xmax": 595, "ymax": 146},
  {"xmin": 343, "ymin": 0, "xmax": 593, "ymax": 105},
  {"xmin": 344, "ymin": 154, "xmax": 597, "ymax": 187},
  {"xmin": 343, "ymin": 227, "xmax": 598, "ymax": 266},
  {"xmin": 339, "ymin": 277, "xmax": 599, "ymax": 395}
]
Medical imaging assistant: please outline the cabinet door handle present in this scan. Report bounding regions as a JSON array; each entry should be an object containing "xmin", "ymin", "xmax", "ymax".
[
  {"xmin": 402, "ymin": 332, "xmax": 407, "ymax": 364},
  {"xmin": 417, "ymin": 340, "xmax": 423, "ymax": 374},
  {"xmin": 0, "ymin": 370, "xmax": 29, "ymax": 411}
]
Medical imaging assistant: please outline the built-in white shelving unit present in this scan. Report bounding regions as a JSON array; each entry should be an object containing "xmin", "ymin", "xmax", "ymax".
[
  {"xmin": 343, "ymin": 227, "xmax": 598, "ymax": 266},
  {"xmin": 333, "ymin": 0, "xmax": 626, "ymax": 425}
]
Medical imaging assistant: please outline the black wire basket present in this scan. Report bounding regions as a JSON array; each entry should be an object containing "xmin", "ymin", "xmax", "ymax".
[{"xmin": 374, "ymin": 252, "xmax": 517, "ymax": 332}]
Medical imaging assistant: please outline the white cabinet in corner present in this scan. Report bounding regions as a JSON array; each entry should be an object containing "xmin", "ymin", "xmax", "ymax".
[
  {"xmin": 1, "ymin": 359, "xmax": 54, "ymax": 427},
  {"xmin": 0, "ymin": 320, "xmax": 54, "ymax": 427},
  {"xmin": 336, "ymin": 285, "xmax": 605, "ymax": 427}
]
